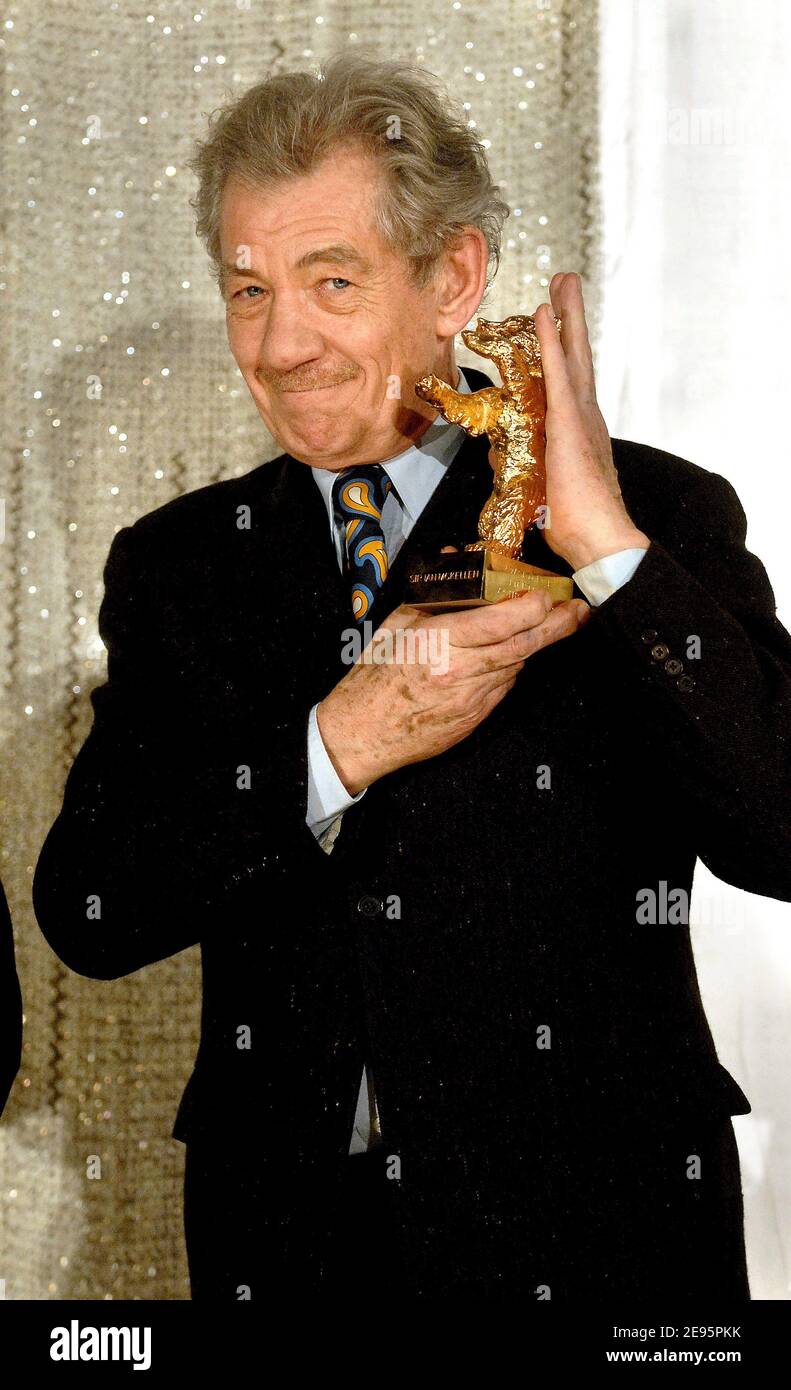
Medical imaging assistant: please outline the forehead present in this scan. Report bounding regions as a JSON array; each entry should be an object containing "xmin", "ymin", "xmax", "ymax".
[{"xmin": 219, "ymin": 143, "xmax": 386, "ymax": 249}]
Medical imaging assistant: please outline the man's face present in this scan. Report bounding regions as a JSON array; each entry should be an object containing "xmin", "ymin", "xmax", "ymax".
[{"xmin": 219, "ymin": 143, "xmax": 455, "ymax": 470}]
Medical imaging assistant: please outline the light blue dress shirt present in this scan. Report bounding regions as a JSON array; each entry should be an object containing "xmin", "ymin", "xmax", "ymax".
[{"xmin": 303, "ymin": 365, "xmax": 648, "ymax": 1151}]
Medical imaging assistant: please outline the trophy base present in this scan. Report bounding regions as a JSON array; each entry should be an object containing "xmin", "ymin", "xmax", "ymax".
[{"xmin": 403, "ymin": 548, "xmax": 574, "ymax": 612}]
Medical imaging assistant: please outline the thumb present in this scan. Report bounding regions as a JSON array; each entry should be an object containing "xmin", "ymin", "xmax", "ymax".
[{"xmin": 440, "ymin": 545, "xmax": 460, "ymax": 553}]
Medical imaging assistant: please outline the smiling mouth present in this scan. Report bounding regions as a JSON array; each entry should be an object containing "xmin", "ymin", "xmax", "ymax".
[{"xmin": 280, "ymin": 378, "xmax": 353, "ymax": 396}]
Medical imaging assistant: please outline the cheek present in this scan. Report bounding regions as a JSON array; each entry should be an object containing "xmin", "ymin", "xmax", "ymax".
[
  {"xmin": 395, "ymin": 318, "xmax": 437, "ymax": 372},
  {"xmin": 358, "ymin": 315, "xmax": 426, "ymax": 380},
  {"xmin": 226, "ymin": 308, "xmax": 265, "ymax": 346},
  {"xmin": 225, "ymin": 320, "xmax": 249, "ymax": 363}
]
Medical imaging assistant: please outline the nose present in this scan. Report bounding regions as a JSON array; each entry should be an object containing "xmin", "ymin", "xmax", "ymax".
[{"xmin": 254, "ymin": 290, "xmax": 326, "ymax": 382}]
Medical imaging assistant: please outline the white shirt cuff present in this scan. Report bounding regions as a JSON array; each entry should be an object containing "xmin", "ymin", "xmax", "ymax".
[
  {"xmin": 306, "ymin": 702, "xmax": 367, "ymax": 841},
  {"xmin": 572, "ymin": 547, "xmax": 649, "ymax": 607}
]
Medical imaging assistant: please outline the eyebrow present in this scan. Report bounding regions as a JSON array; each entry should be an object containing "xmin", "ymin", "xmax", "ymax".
[{"xmin": 220, "ymin": 243, "xmax": 374, "ymax": 292}]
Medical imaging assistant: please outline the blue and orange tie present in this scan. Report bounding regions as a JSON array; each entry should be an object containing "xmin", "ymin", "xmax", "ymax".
[{"xmin": 331, "ymin": 464, "xmax": 392, "ymax": 624}]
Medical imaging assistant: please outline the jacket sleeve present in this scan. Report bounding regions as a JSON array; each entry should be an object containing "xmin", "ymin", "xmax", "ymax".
[
  {"xmin": 33, "ymin": 521, "xmax": 334, "ymax": 980},
  {"xmin": 591, "ymin": 465, "xmax": 791, "ymax": 901}
]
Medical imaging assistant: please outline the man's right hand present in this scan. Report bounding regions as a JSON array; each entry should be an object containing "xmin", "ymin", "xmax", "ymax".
[{"xmin": 317, "ymin": 590, "xmax": 591, "ymax": 795}]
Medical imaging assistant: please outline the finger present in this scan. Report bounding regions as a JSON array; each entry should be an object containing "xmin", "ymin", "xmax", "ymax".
[
  {"xmin": 440, "ymin": 545, "xmax": 460, "ymax": 553},
  {"xmin": 549, "ymin": 271, "xmax": 569, "ymax": 322},
  {"xmin": 451, "ymin": 662, "xmax": 525, "ymax": 697},
  {"xmin": 459, "ymin": 598, "xmax": 590, "ymax": 673},
  {"xmin": 554, "ymin": 272, "xmax": 596, "ymax": 402},
  {"xmin": 443, "ymin": 667, "xmax": 521, "ymax": 723},
  {"xmin": 534, "ymin": 300, "xmax": 575, "ymax": 415},
  {"xmin": 442, "ymin": 588, "xmax": 554, "ymax": 648}
]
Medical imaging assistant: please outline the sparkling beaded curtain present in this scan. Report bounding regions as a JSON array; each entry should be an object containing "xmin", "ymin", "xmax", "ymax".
[{"xmin": 0, "ymin": 0, "xmax": 600, "ymax": 1299}]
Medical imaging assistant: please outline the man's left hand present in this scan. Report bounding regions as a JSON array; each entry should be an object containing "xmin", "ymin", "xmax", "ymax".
[{"xmin": 518, "ymin": 271, "xmax": 650, "ymax": 571}]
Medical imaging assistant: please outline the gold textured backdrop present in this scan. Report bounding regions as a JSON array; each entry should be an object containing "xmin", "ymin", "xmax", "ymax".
[{"xmin": 0, "ymin": 0, "xmax": 600, "ymax": 1299}]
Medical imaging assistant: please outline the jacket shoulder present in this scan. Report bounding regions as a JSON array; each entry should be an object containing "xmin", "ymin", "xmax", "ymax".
[
  {"xmin": 610, "ymin": 437, "xmax": 740, "ymax": 536},
  {"xmin": 611, "ymin": 436, "xmax": 717, "ymax": 491},
  {"xmin": 120, "ymin": 453, "xmax": 289, "ymax": 550}
]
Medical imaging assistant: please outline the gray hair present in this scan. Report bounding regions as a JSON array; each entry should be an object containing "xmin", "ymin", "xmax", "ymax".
[{"xmin": 187, "ymin": 50, "xmax": 510, "ymax": 295}]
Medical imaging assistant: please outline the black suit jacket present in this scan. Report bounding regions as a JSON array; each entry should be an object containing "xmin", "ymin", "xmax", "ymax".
[
  {"xmin": 0, "ymin": 878, "xmax": 23, "ymax": 1118},
  {"xmin": 32, "ymin": 365, "xmax": 791, "ymax": 1294}
]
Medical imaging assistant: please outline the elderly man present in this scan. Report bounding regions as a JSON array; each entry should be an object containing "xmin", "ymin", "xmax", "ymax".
[{"xmin": 34, "ymin": 53, "xmax": 791, "ymax": 1300}]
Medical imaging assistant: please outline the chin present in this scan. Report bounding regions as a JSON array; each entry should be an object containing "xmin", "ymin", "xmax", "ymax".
[{"xmin": 278, "ymin": 424, "xmax": 358, "ymax": 467}]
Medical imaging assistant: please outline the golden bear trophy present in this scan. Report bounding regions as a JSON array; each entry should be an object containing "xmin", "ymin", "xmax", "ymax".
[{"xmin": 403, "ymin": 314, "xmax": 574, "ymax": 610}]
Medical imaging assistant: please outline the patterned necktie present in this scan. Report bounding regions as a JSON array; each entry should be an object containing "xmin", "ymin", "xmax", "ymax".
[{"xmin": 331, "ymin": 464, "xmax": 392, "ymax": 623}]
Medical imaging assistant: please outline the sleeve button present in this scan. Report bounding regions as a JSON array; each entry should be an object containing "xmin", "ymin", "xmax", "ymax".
[
  {"xmin": 357, "ymin": 894, "xmax": 383, "ymax": 918},
  {"xmin": 677, "ymin": 674, "xmax": 696, "ymax": 692},
  {"xmin": 650, "ymin": 642, "xmax": 670, "ymax": 661},
  {"xmin": 640, "ymin": 629, "xmax": 658, "ymax": 644},
  {"xmin": 665, "ymin": 657, "xmax": 684, "ymax": 675}
]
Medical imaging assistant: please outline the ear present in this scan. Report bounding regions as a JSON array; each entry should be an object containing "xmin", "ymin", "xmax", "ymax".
[{"xmin": 433, "ymin": 227, "xmax": 489, "ymax": 340}]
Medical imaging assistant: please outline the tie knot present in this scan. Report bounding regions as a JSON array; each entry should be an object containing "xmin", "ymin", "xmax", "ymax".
[{"xmin": 331, "ymin": 464, "xmax": 392, "ymax": 522}]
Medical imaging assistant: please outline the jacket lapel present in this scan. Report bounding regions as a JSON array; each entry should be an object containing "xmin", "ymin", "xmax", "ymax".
[{"xmin": 264, "ymin": 449, "xmax": 352, "ymax": 637}]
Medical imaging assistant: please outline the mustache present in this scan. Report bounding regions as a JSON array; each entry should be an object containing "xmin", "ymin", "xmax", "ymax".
[{"xmin": 261, "ymin": 363, "xmax": 361, "ymax": 392}]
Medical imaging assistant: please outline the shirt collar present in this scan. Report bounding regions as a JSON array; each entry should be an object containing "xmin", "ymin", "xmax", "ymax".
[{"xmin": 310, "ymin": 366, "xmax": 472, "ymax": 524}]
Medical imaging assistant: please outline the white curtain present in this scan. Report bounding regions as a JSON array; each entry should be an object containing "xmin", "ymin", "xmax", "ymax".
[{"xmin": 598, "ymin": 0, "xmax": 791, "ymax": 1299}]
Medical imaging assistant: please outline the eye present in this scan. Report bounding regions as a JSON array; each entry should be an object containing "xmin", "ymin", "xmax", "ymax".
[
  {"xmin": 324, "ymin": 277, "xmax": 351, "ymax": 291},
  {"xmin": 233, "ymin": 284, "xmax": 264, "ymax": 301}
]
